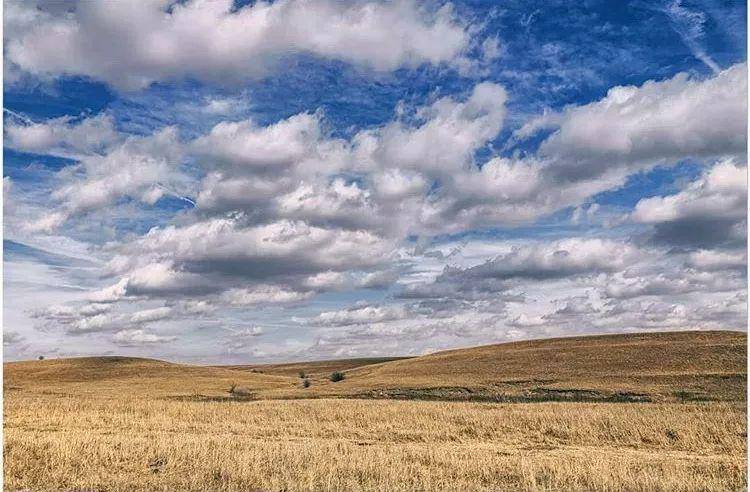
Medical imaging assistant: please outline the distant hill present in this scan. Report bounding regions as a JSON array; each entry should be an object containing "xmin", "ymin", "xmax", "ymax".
[
  {"xmin": 308, "ymin": 330, "xmax": 747, "ymax": 402},
  {"xmin": 220, "ymin": 357, "xmax": 411, "ymax": 378},
  {"xmin": 4, "ymin": 356, "xmax": 293, "ymax": 398},
  {"xmin": 5, "ymin": 330, "xmax": 746, "ymax": 402}
]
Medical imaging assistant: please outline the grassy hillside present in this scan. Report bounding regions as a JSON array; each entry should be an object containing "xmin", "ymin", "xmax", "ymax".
[
  {"xmin": 4, "ymin": 356, "xmax": 293, "ymax": 398},
  {"xmin": 301, "ymin": 330, "xmax": 746, "ymax": 402},
  {"xmin": 220, "ymin": 356, "xmax": 410, "ymax": 378},
  {"xmin": 5, "ymin": 330, "xmax": 746, "ymax": 402},
  {"xmin": 4, "ymin": 330, "xmax": 746, "ymax": 491}
]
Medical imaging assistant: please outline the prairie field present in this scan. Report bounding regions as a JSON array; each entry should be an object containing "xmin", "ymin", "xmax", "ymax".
[{"xmin": 4, "ymin": 330, "xmax": 747, "ymax": 491}]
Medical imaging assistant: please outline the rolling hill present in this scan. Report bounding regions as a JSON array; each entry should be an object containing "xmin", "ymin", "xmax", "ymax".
[
  {"xmin": 4, "ymin": 330, "xmax": 746, "ymax": 402},
  {"xmin": 4, "ymin": 356, "xmax": 293, "ymax": 398},
  {"xmin": 301, "ymin": 330, "xmax": 746, "ymax": 402},
  {"xmin": 219, "ymin": 357, "xmax": 411, "ymax": 377}
]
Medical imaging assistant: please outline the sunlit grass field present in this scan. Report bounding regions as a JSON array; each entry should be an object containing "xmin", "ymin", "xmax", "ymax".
[{"xmin": 4, "ymin": 331, "xmax": 746, "ymax": 491}]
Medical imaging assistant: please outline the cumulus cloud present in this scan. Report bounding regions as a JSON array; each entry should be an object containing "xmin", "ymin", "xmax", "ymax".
[
  {"xmin": 223, "ymin": 286, "xmax": 313, "ymax": 306},
  {"xmin": 521, "ymin": 63, "xmax": 747, "ymax": 182},
  {"xmin": 603, "ymin": 270, "xmax": 744, "ymax": 300},
  {"xmin": 308, "ymin": 304, "xmax": 411, "ymax": 327},
  {"xmin": 393, "ymin": 238, "xmax": 639, "ymax": 318},
  {"xmin": 31, "ymin": 302, "xmax": 116, "ymax": 333},
  {"xmin": 114, "ymin": 218, "xmax": 394, "ymax": 283},
  {"xmin": 181, "ymin": 300, "xmax": 216, "ymax": 315},
  {"xmin": 6, "ymin": 0, "xmax": 471, "ymax": 90},
  {"xmin": 26, "ymin": 66, "xmax": 745, "ymax": 241},
  {"xmin": 4, "ymin": 112, "xmax": 120, "ymax": 158},
  {"xmin": 9, "ymin": 43, "xmax": 746, "ymax": 361},
  {"xmin": 442, "ymin": 238, "xmax": 637, "ymax": 282},
  {"xmin": 221, "ymin": 326, "xmax": 266, "ymax": 351},
  {"xmin": 88, "ymin": 279, "xmax": 130, "ymax": 303},
  {"xmin": 32, "ymin": 300, "xmax": 181, "ymax": 335},
  {"xmin": 192, "ymin": 113, "xmax": 344, "ymax": 177},
  {"xmin": 130, "ymin": 306, "xmax": 173, "ymax": 324},
  {"xmin": 631, "ymin": 159, "xmax": 747, "ymax": 247},
  {"xmin": 357, "ymin": 82, "xmax": 507, "ymax": 175},
  {"xmin": 113, "ymin": 329, "xmax": 176, "ymax": 346},
  {"xmin": 229, "ymin": 326, "xmax": 264, "ymax": 337},
  {"xmin": 29, "ymin": 127, "xmax": 187, "ymax": 232},
  {"xmin": 3, "ymin": 330, "xmax": 26, "ymax": 346},
  {"xmin": 687, "ymin": 249, "xmax": 747, "ymax": 271},
  {"xmin": 359, "ymin": 269, "xmax": 401, "ymax": 289},
  {"xmin": 192, "ymin": 83, "xmax": 509, "ymax": 235}
]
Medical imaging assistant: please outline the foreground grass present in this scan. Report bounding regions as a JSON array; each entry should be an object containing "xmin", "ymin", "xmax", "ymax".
[{"xmin": 4, "ymin": 393, "xmax": 746, "ymax": 491}]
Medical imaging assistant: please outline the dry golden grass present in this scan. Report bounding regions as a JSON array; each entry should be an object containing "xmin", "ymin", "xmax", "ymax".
[
  {"xmin": 306, "ymin": 330, "xmax": 747, "ymax": 402},
  {"xmin": 4, "ymin": 395, "xmax": 746, "ymax": 491},
  {"xmin": 4, "ymin": 330, "xmax": 747, "ymax": 491},
  {"xmin": 4, "ymin": 356, "xmax": 293, "ymax": 398}
]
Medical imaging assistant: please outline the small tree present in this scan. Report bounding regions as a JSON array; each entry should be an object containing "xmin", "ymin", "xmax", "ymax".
[
  {"xmin": 330, "ymin": 371, "xmax": 345, "ymax": 382},
  {"xmin": 37, "ymin": 355, "xmax": 44, "ymax": 361},
  {"xmin": 302, "ymin": 378, "xmax": 311, "ymax": 388},
  {"xmin": 299, "ymin": 371, "xmax": 306, "ymax": 379}
]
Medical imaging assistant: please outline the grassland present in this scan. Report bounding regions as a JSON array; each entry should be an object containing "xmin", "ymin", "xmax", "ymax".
[
  {"xmin": 220, "ymin": 356, "xmax": 410, "ymax": 378},
  {"xmin": 4, "ymin": 330, "xmax": 747, "ymax": 491}
]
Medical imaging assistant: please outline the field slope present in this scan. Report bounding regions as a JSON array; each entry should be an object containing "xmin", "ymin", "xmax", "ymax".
[
  {"xmin": 4, "ymin": 356, "xmax": 293, "ymax": 398},
  {"xmin": 5, "ymin": 330, "xmax": 746, "ymax": 402},
  {"xmin": 268, "ymin": 330, "xmax": 747, "ymax": 402}
]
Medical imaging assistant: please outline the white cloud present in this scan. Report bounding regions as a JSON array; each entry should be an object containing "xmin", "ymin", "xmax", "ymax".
[
  {"xmin": 9, "ymin": 48, "xmax": 746, "ymax": 362},
  {"xmin": 309, "ymin": 304, "xmax": 410, "ymax": 327},
  {"xmin": 3, "ymin": 330, "xmax": 26, "ymax": 346},
  {"xmin": 6, "ymin": 0, "xmax": 471, "ymax": 90},
  {"xmin": 229, "ymin": 326, "xmax": 264, "ymax": 338},
  {"xmin": 302, "ymin": 271, "xmax": 351, "ymax": 291},
  {"xmin": 182, "ymin": 300, "xmax": 216, "ymax": 315},
  {"xmin": 687, "ymin": 249, "xmax": 747, "ymax": 271},
  {"xmin": 631, "ymin": 159, "xmax": 747, "ymax": 246},
  {"xmin": 5, "ymin": 113, "xmax": 120, "ymax": 158},
  {"xmin": 449, "ymin": 238, "xmax": 638, "ymax": 281},
  {"xmin": 359, "ymin": 269, "xmax": 400, "ymax": 289},
  {"xmin": 632, "ymin": 159, "xmax": 746, "ymax": 224},
  {"xmin": 130, "ymin": 306, "xmax": 173, "ymax": 324},
  {"xmin": 357, "ymin": 82, "xmax": 507, "ymax": 176},
  {"xmin": 88, "ymin": 279, "xmax": 129, "ymax": 303},
  {"xmin": 523, "ymin": 63, "xmax": 747, "ymax": 182},
  {"xmin": 223, "ymin": 286, "xmax": 313, "ymax": 306},
  {"xmin": 603, "ymin": 271, "xmax": 743, "ymax": 300},
  {"xmin": 120, "ymin": 218, "xmax": 393, "ymax": 280},
  {"xmin": 113, "ymin": 329, "xmax": 176, "ymax": 346},
  {"xmin": 192, "ymin": 113, "xmax": 338, "ymax": 172},
  {"xmin": 664, "ymin": 0, "xmax": 720, "ymax": 73},
  {"xmin": 69, "ymin": 313, "xmax": 121, "ymax": 334},
  {"xmin": 29, "ymin": 127, "xmax": 186, "ymax": 232}
]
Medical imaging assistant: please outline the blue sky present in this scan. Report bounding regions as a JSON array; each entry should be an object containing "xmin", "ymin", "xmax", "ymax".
[{"xmin": 3, "ymin": 0, "xmax": 747, "ymax": 363}]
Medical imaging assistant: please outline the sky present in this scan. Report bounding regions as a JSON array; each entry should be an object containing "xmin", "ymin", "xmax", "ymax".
[{"xmin": 2, "ymin": 0, "xmax": 747, "ymax": 363}]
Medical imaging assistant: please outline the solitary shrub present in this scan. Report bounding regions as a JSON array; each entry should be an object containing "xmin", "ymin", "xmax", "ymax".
[
  {"xmin": 37, "ymin": 356, "xmax": 44, "ymax": 361},
  {"xmin": 302, "ymin": 378, "xmax": 311, "ymax": 388},
  {"xmin": 228, "ymin": 383, "xmax": 252, "ymax": 397},
  {"xmin": 330, "ymin": 371, "xmax": 345, "ymax": 382},
  {"xmin": 299, "ymin": 371, "xmax": 306, "ymax": 379}
]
